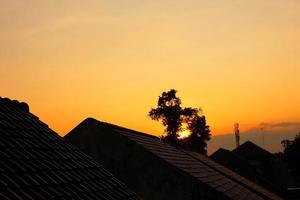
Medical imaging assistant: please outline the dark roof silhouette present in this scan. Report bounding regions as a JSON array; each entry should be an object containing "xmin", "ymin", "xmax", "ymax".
[
  {"xmin": 210, "ymin": 148, "xmax": 256, "ymax": 180},
  {"xmin": 233, "ymin": 141, "xmax": 273, "ymax": 159},
  {"xmin": 65, "ymin": 118, "xmax": 283, "ymax": 200},
  {"xmin": 0, "ymin": 97, "xmax": 139, "ymax": 200},
  {"xmin": 211, "ymin": 144, "xmax": 289, "ymax": 198}
]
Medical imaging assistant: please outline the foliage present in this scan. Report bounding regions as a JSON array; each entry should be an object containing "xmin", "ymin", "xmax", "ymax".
[
  {"xmin": 282, "ymin": 133, "xmax": 300, "ymax": 178},
  {"xmin": 185, "ymin": 113, "xmax": 211, "ymax": 154},
  {"xmin": 148, "ymin": 89, "xmax": 182, "ymax": 146},
  {"xmin": 149, "ymin": 89, "xmax": 211, "ymax": 154}
]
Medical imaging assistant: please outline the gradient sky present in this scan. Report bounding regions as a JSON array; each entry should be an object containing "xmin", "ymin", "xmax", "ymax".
[{"xmin": 1, "ymin": 1, "xmax": 299, "ymax": 139}]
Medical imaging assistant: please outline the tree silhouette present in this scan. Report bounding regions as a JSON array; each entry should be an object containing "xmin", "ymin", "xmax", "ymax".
[
  {"xmin": 184, "ymin": 110, "xmax": 211, "ymax": 154},
  {"xmin": 282, "ymin": 133, "xmax": 300, "ymax": 179},
  {"xmin": 148, "ymin": 89, "xmax": 182, "ymax": 146},
  {"xmin": 149, "ymin": 89, "xmax": 211, "ymax": 154}
]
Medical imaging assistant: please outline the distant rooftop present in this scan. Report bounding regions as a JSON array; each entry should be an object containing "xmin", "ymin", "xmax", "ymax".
[
  {"xmin": 211, "ymin": 141, "xmax": 289, "ymax": 198},
  {"xmin": 233, "ymin": 141, "xmax": 273, "ymax": 159}
]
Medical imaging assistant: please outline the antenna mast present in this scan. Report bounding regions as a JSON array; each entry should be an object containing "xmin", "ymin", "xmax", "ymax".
[{"xmin": 234, "ymin": 123, "xmax": 240, "ymax": 148}]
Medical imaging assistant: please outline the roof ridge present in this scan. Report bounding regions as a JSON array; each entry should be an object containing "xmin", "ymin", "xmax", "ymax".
[
  {"xmin": 85, "ymin": 118, "xmax": 160, "ymax": 140},
  {"xmin": 233, "ymin": 141, "xmax": 273, "ymax": 156},
  {"xmin": 0, "ymin": 96, "xmax": 29, "ymax": 113}
]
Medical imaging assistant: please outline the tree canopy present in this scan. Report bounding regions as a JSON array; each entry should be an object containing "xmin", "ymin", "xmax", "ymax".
[
  {"xmin": 149, "ymin": 89, "xmax": 211, "ymax": 154},
  {"xmin": 281, "ymin": 133, "xmax": 300, "ymax": 179}
]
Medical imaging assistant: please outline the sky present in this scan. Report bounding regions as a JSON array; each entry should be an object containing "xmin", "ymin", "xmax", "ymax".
[{"xmin": 1, "ymin": 1, "xmax": 300, "ymax": 150}]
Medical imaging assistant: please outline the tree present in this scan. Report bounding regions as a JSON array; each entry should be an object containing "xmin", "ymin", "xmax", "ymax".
[
  {"xmin": 148, "ymin": 89, "xmax": 182, "ymax": 146},
  {"xmin": 185, "ymin": 111, "xmax": 211, "ymax": 154},
  {"xmin": 282, "ymin": 133, "xmax": 300, "ymax": 179},
  {"xmin": 149, "ymin": 89, "xmax": 211, "ymax": 154}
]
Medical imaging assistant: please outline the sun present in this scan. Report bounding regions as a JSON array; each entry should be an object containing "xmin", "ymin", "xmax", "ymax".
[{"xmin": 178, "ymin": 129, "xmax": 191, "ymax": 139}]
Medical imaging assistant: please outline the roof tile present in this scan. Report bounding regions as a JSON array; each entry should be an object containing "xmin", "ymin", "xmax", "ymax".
[{"xmin": 0, "ymin": 97, "xmax": 139, "ymax": 200}]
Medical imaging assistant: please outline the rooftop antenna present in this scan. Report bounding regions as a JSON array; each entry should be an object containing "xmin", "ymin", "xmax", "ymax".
[{"xmin": 234, "ymin": 123, "xmax": 240, "ymax": 148}]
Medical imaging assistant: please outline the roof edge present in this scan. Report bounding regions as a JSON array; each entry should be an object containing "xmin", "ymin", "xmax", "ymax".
[
  {"xmin": 66, "ymin": 117, "xmax": 160, "ymax": 140},
  {"xmin": 0, "ymin": 97, "xmax": 29, "ymax": 113}
]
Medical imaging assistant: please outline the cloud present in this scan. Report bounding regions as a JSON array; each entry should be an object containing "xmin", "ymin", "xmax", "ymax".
[
  {"xmin": 259, "ymin": 122, "xmax": 300, "ymax": 130},
  {"xmin": 242, "ymin": 121, "xmax": 300, "ymax": 134}
]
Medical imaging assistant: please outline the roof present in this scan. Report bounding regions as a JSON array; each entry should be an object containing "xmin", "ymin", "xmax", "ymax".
[
  {"xmin": 65, "ymin": 118, "xmax": 283, "ymax": 200},
  {"xmin": 210, "ymin": 148, "xmax": 288, "ymax": 197},
  {"xmin": 210, "ymin": 148, "xmax": 256, "ymax": 180},
  {"xmin": 233, "ymin": 141, "xmax": 273, "ymax": 159},
  {"xmin": 0, "ymin": 97, "xmax": 139, "ymax": 200}
]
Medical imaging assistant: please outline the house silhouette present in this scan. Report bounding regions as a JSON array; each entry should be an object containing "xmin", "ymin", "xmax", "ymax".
[
  {"xmin": 211, "ymin": 141, "xmax": 289, "ymax": 198},
  {"xmin": 65, "ymin": 118, "xmax": 283, "ymax": 200}
]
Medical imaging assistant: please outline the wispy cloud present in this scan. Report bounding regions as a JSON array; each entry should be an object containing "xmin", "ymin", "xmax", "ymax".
[
  {"xmin": 242, "ymin": 121, "xmax": 300, "ymax": 134},
  {"xmin": 259, "ymin": 122, "xmax": 300, "ymax": 129}
]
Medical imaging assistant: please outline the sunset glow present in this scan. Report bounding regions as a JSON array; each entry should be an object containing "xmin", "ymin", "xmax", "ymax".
[
  {"xmin": 0, "ymin": 0, "xmax": 299, "ymax": 140},
  {"xmin": 178, "ymin": 129, "xmax": 191, "ymax": 140},
  {"xmin": 177, "ymin": 123, "xmax": 192, "ymax": 139}
]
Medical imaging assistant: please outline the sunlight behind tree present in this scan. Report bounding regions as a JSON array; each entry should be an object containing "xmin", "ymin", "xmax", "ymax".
[{"xmin": 178, "ymin": 123, "xmax": 191, "ymax": 139}]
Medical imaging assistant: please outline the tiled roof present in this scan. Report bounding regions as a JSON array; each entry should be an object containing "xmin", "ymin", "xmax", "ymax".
[
  {"xmin": 185, "ymin": 151, "xmax": 282, "ymax": 200},
  {"xmin": 66, "ymin": 119, "xmax": 284, "ymax": 200},
  {"xmin": 210, "ymin": 148, "xmax": 287, "ymax": 197},
  {"xmin": 210, "ymin": 148, "xmax": 256, "ymax": 179},
  {"xmin": 0, "ymin": 97, "xmax": 139, "ymax": 200}
]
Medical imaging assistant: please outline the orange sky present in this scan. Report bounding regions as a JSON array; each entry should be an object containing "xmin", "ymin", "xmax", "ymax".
[{"xmin": 0, "ymin": 0, "xmax": 299, "ymax": 137}]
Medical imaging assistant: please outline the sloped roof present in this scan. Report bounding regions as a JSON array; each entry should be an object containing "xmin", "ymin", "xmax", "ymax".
[
  {"xmin": 0, "ymin": 97, "xmax": 139, "ymax": 200},
  {"xmin": 210, "ymin": 148, "xmax": 256, "ymax": 180},
  {"xmin": 210, "ymin": 148, "xmax": 287, "ymax": 197},
  {"xmin": 233, "ymin": 141, "xmax": 273, "ymax": 159},
  {"xmin": 65, "ymin": 118, "xmax": 283, "ymax": 200},
  {"xmin": 186, "ymin": 150, "xmax": 283, "ymax": 199}
]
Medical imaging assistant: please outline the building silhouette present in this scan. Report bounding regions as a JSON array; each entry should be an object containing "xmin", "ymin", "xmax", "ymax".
[
  {"xmin": 0, "ymin": 97, "xmax": 139, "ymax": 200},
  {"xmin": 65, "ymin": 118, "xmax": 283, "ymax": 200},
  {"xmin": 211, "ymin": 141, "xmax": 290, "ymax": 199}
]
